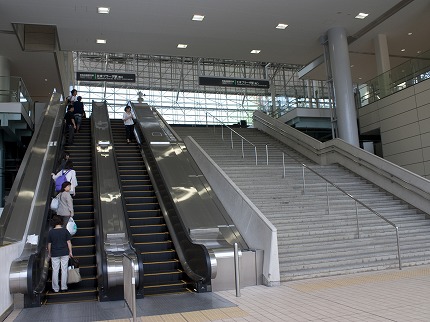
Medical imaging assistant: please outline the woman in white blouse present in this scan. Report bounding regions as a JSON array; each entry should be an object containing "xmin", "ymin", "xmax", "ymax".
[
  {"xmin": 51, "ymin": 160, "xmax": 78, "ymax": 196},
  {"xmin": 122, "ymin": 106, "xmax": 135, "ymax": 143}
]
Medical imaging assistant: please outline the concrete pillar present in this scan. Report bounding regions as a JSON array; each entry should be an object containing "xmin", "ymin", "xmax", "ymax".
[
  {"xmin": 0, "ymin": 56, "xmax": 11, "ymax": 102},
  {"xmin": 374, "ymin": 34, "xmax": 390, "ymax": 75},
  {"xmin": 327, "ymin": 27, "xmax": 359, "ymax": 147},
  {"xmin": 374, "ymin": 34, "xmax": 391, "ymax": 97}
]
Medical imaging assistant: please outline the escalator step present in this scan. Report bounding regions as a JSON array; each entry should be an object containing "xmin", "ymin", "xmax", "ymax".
[
  {"xmin": 123, "ymin": 190, "xmax": 155, "ymax": 198},
  {"xmin": 72, "ymin": 236, "xmax": 96, "ymax": 246},
  {"xmin": 44, "ymin": 288, "xmax": 98, "ymax": 304},
  {"xmin": 129, "ymin": 216, "xmax": 164, "ymax": 225},
  {"xmin": 141, "ymin": 249, "xmax": 176, "ymax": 262},
  {"xmin": 135, "ymin": 240, "xmax": 174, "ymax": 252},
  {"xmin": 132, "ymin": 232, "xmax": 169, "ymax": 243},
  {"xmin": 127, "ymin": 203, "xmax": 160, "ymax": 211},
  {"xmin": 125, "ymin": 196, "xmax": 158, "ymax": 203}
]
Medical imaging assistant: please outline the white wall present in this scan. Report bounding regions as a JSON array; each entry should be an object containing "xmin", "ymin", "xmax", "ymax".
[
  {"xmin": 359, "ymin": 78, "xmax": 430, "ymax": 179},
  {"xmin": 0, "ymin": 242, "xmax": 24, "ymax": 319}
]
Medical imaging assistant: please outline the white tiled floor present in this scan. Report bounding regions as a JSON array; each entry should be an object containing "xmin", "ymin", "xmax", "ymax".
[
  {"xmin": 214, "ymin": 265, "xmax": 430, "ymax": 322},
  {"xmin": 6, "ymin": 265, "xmax": 430, "ymax": 321}
]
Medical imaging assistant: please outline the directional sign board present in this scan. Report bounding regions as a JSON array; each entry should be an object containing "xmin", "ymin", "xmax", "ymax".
[
  {"xmin": 76, "ymin": 72, "xmax": 136, "ymax": 83},
  {"xmin": 199, "ymin": 76, "xmax": 270, "ymax": 89}
]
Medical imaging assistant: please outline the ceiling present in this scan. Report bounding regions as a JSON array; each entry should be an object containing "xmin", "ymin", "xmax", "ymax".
[{"xmin": 1, "ymin": 0, "xmax": 429, "ymax": 102}]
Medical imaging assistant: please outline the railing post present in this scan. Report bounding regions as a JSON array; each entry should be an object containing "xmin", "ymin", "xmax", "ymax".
[
  {"xmin": 265, "ymin": 144, "xmax": 269, "ymax": 165},
  {"xmin": 221, "ymin": 125, "xmax": 224, "ymax": 141},
  {"xmin": 282, "ymin": 152, "xmax": 286, "ymax": 178},
  {"xmin": 241, "ymin": 139, "xmax": 244, "ymax": 158},
  {"xmin": 302, "ymin": 166, "xmax": 306, "ymax": 194},
  {"xmin": 230, "ymin": 130, "xmax": 233, "ymax": 149},
  {"xmin": 255, "ymin": 146, "xmax": 258, "ymax": 165},
  {"xmin": 396, "ymin": 227, "xmax": 402, "ymax": 270},
  {"xmin": 326, "ymin": 183, "xmax": 330, "ymax": 215},
  {"xmin": 234, "ymin": 243, "xmax": 241, "ymax": 297},
  {"xmin": 355, "ymin": 201, "xmax": 360, "ymax": 239}
]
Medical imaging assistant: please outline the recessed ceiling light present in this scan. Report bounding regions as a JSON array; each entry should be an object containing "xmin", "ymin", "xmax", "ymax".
[
  {"xmin": 401, "ymin": 48, "xmax": 406, "ymax": 52},
  {"xmin": 417, "ymin": 50, "xmax": 422, "ymax": 54},
  {"xmin": 408, "ymin": 32, "xmax": 413, "ymax": 36},
  {"xmin": 97, "ymin": 7, "xmax": 110, "ymax": 14},
  {"xmin": 177, "ymin": 44, "xmax": 188, "ymax": 49},
  {"xmin": 276, "ymin": 23, "xmax": 288, "ymax": 29},
  {"xmin": 355, "ymin": 12, "xmax": 369, "ymax": 19},
  {"xmin": 192, "ymin": 14, "xmax": 205, "ymax": 21},
  {"xmin": 350, "ymin": 65, "xmax": 354, "ymax": 68},
  {"xmin": 96, "ymin": 39, "xmax": 106, "ymax": 44},
  {"xmin": 250, "ymin": 50, "xmax": 261, "ymax": 54}
]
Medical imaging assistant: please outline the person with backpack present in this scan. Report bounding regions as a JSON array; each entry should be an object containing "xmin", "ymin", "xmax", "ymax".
[
  {"xmin": 48, "ymin": 215, "xmax": 73, "ymax": 293},
  {"xmin": 51, "ymin": 160, "xmax": 78, "ymax": 196}
]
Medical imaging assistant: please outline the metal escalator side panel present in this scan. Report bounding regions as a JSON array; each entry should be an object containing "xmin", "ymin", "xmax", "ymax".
[
  {"xmin": 91, "ymin": 101, "xmax": 139, "ymax": 300},
  {"xmin": 8, "ymin": 94, "xmax": 64, "ymax": 298}
]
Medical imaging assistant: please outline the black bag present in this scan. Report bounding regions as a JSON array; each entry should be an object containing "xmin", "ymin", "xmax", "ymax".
[{"xmin": 68, "ymin": 257, "xmax": 79, "ymax": 268}]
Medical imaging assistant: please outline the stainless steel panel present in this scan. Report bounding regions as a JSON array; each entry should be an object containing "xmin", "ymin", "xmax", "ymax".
[
  {"xmin": 5, "ymin": 94, "xmax": 63, "ymax": 294},
  {"xmin": 133, "ymin": 105, "xmax": 247, "ymax": 252},
  {"xmin": 91, "ymin": 102, "xmax": 137, "ymax": 288}
]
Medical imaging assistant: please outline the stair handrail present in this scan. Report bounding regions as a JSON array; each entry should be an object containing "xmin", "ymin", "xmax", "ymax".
[
  {"xmin": 207, "ymin": 114, "xmax": 402, "ymax": 270},
  {"xmin": 205, "ymin": 111, "xmax": 258, "ymax": 164}
]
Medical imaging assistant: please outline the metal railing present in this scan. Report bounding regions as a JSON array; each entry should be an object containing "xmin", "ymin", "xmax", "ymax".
[
  {"xmin": 0, "ymin": 76, "xmax": 34, "ymax": 124},
  {"xmin": 358, "ymin": 49, "xmax": 430, "ymax": 107},
  {"xmin": 206, "ymin": 112, "xmax": 258, "ymax": 165},
  {"xmin": 207, "ymin": 113, "xmax": 402, "ymax": 270},
  {"xmin": 253, "ymin": 114, "xmax": 402, "ymax": 269}
]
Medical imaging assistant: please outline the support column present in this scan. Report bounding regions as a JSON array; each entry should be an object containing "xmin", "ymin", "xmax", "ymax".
[
  {"xmin": 374, "ymin": 34, "xmax": 391, "ymax": 97},
  {"xmin": 327, "ymin": 27, "xmax": 359, "ymax": 147},
  {"xmin": 374, "ymin": 34, "xmax": 391, "ymax": 74},
  {"xmin": 0, "ymin": 56, "xmax": 11, "ymax": 103}
]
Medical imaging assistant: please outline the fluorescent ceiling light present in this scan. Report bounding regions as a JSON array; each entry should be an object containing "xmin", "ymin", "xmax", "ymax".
[
  {"xmin": 96, "ymin": 39, "xmax": 106, "ymax": 44},
  {"xmin": 98, "ymin": 7, "xmax": 110, "ymax": 14},
  {"xmin": 177, "ymin": 44, "xmax": 188, "ymax": 49},
  {"xmin": 192, "ymin": 14, "xmax": 205, "ymax": 21},
  {"xmin": 250, "ymin": 49, "xmax": 261, "ymax": 54},
  {"xmin": 276, "ymin": 23, "xmax": 288, "ymax": 29},
  {"xmin": 355, "ymin": 12, "xmax": 369, "ymax": 19}
]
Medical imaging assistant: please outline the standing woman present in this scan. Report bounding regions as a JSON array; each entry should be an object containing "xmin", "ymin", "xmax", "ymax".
[
  {"xmin": 48, "ymin": 215, "xmax": 73, "ymax": 293},
  {"xmin": 56, "ymin": 181, "xmax": 74, "ymax": 227},
  {"xmin": 122, "ymin": 106, "xmax": 135, "ymax": 143},
  {"xmin": 52, "ymin": 160, "xmax": 78, "ymax": 196}
]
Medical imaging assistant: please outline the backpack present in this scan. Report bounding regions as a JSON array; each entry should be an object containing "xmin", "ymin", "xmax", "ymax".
[
  {"xmin": 55, "ymin": 170, "xmax": 71, "ymax": 191},
  {"xmin": 50, "ymin": 193, "xmax": 61, "ymax": 212}
]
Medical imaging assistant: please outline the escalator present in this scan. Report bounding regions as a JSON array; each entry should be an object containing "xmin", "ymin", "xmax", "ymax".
[
  {"xmin": 44, "ymin": 118, "xmax": 98, "ymax": 303},
  {"xmin": 110, "ymin": 119, "xmax": 194, "ymax": 295}
]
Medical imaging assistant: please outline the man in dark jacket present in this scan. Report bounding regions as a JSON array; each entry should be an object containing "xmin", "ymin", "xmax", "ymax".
[
  {"xmin": 73, "ymin": 96, "xmax": 85, "ymax": 132},
  {"xmin": 64, "ymin": 105, "xmax": 76, "ymax": 145}
]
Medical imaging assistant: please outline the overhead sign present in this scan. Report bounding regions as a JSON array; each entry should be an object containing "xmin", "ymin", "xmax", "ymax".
[
  {"xmin": 76, "ymin": 72, "xmax": 136, "ymax": 82},
  {"xmin": 199, "ymin": 76, "xmax": 270, "ymax": 89}
]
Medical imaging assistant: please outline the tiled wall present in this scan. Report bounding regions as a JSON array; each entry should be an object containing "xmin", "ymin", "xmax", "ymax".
[{"xmin": 359, "ymin": 78, "xmax": 430, "ymax": 179}]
